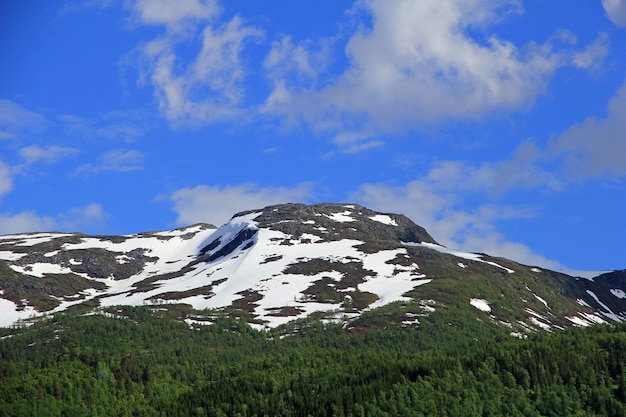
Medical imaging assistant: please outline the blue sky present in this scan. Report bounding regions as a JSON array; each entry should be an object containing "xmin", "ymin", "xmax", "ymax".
[{"xmin": 1, "ymin": 0, "xmax": 625, "ymax": 271}]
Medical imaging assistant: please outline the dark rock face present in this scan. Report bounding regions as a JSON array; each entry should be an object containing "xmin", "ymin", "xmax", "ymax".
[
  {"xmin": 200, "ymin": 228, "xmax": 258, "ymax": 262},
  {"xmin": 0, "ymin": 225, "xmax": 216, "ymax": 313},
  {"xmin": 243, "ymin": 203, "xmax": 437, "ymax": 245},
  {"xmin": 0, "ymin": 203, "xmax": 623, "ymax": 333},
  {"xmin": 0, "ymin": 261, "xmax": 108, "ymax": 312},
  {"xmin": 579, "ymin": 270, "xmax": 626, "ymax": 319},
  {"xmin": 10, "ymin": 241, "xmax": 158, "ymax": 281},
  {"xmin": 62, "ymin": 248, "xmax": 158, "ymax": 280}
]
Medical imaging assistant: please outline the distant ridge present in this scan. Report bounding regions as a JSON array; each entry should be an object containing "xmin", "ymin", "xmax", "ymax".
[{"xmin": 0, "ymin": 203, "xmax": 624, "ymax": 333}]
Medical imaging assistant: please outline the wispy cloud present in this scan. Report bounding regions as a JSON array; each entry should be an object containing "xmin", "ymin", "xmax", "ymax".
[
  {"xmin": 548, "ymin": 79, "xmax": 626, "ymax": 178},
  {"xmin": 0, "ymin": 203, "xmax": 108, "ymax": 235},
  {"xmin": 59, "ymin": 111, "xmax": 148, "ymax": 142},
  {"xmin": 342, "ymin": 140, "xmax": 384, "ymax": 154},
  {"xmin": 74, "ymin": 149, "xmax": 145, "ymax": 176},
  {"xmin": 571, "ymin": 33, "xmax": 609, "ymax": 72},
  {"xmin": 0, "ymin": 99, "xmax": 49, "ymax": 140},
  {"xmin": 115, "ymin": 0, "xmax": 612, "ymax": 149},
  {"xmin": 125, "ymin": 0, "xmax": 263, "ymax": 125},
  {"xmin": 0, "ymin": 211, "xmax": 56, "ymax": 235},
  {"xmin": 265, "ymin": 37, "xmax": 315, "ymax": 80},
  {"xmin": 58, "ymin": 203, "xmax": 109, "ymax": 232},
  {"xmin": 348, "ymin": 178, "xmax": 561, "ymax": 269},
  {"xmin": 602, "ymin": 0, "xmax": 626, "ymax": 27},
  {"xmin": 347, "ymin": 73, "xmax": 626, "ymax": 268},
  {"xmin": 263, "ymin": 35, "xmax": 335, "ymax": 86},
  {"xmin": 18, "ymin": 145, "xmax": 79, "ymax": 165},
  {"xmin": 264, "ymin": 0, "xmax": 609, "ymax": 148},
  {"xmin": 0, "ymin": 160, "xmax": 12, "ymax": 198},
  {"xmin": 129, "ymin": 0, "xmax": 220, "ymax": 28},
  {"xmin": 170, "ymin": 182, "xmax": 314, "ymax": 226},
  {"xmin": 424, "ymin": 142, "xmax": 563, "ymax": 196}
]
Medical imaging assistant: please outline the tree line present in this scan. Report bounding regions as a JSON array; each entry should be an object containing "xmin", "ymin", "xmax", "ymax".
[{"xmin": 1, "ymin": 305, "xmax": 625, "ymax": 416}]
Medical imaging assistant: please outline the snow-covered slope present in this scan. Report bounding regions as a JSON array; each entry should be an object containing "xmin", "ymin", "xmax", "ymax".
[{"xmin": 0, "ymin": 203, "xmax": 624, "ymax": 332}]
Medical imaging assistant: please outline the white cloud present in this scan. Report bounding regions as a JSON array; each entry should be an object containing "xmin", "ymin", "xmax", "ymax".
[
  {"xmin": 59, "ymin": 111, "xmax": 147, "ymax": 142},
  {"xmin": 75, "ymin": 149, "xmax": 145, "ymax": 176},
  {"xmin": 338, "ymin": 0, "xmax": 554, "ymax": 120},
  {"xmin": 58, "ymin": 0, "xmax": 116, "ymax": 17},
  {"xmin": 0, "ymin": 212, "xmax": 56, "ymax": 235},
  {"xmin": 342, "ymin": 140, "xmax": 384, "ymax": 153},
  {"xmin": 264, "ymin": 36, "xmax": 320, "ymax": 81},
  {"xmin": 348, "ymin": 179, "xmax": 564, "ymax": 269},
  {"xmin": 264, "ymin": 0, "xmax": 606, "ymax": 147},
  {"xmin": 170, "ymin": 183, "xmax": 313, "ymax": 226},
  {"xmin": 0, "ymin": 160, "xmax": 12, "ymax": 197},
  {"xmin": 602, "ymin": 0, "xmax": 626, "ymax": 27},
  {"xmin": 58, "ymin": 203, "xmax": 109, "ymax": 232},
  {"xmin": 263, "ymin": 34, "xmax": 337, "ymax": 89},
  {"xmin": 549, "ymin": 79, "xmax": 626, "ymax": 178},
  {"xmin": 571, "ymin": 33, "xmax": 609, "ymax": 71},
  {"xmin": 344, "ymin": 77, "xmax": 626, "ymax": 265},
  {"xmin": 0, "ymin": 204, "xmax": 108, "ymax": 235},
  {"xmin": 126, "ymin": 1, "xmax": 263, "ymax": 125},
  {"xmin": 344, "ymin": 143, "xmax": 570, "ymax": 269},
  {"xmin": 19, "ymin": 145, "xmax": 79, "ymax": 165},
  {"xmin": 130, "ymin": 0, "xmax": 220, "ymax": 28},
  {"xmin": 0, "ymin": 100, "xmax": 48, "ymax": 140},
  {"xmin": 425, "ymin": 142, "xmax": 563, "ymax": 195}
]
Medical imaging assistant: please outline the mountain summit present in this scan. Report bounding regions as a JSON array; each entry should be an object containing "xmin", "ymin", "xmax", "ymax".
[{"xmin": 0, "ymin": 203, "xmax": 624, "ymax": 333}]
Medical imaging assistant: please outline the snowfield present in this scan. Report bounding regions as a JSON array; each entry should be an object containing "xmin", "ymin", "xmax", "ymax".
[
  {"xmin": 0, "ymin": 210, "xmax": 430, "ymax": 328},
  {"xmin": 402, "ymin": 242, "xmax": 515, "ymax": 273},
  {"xmin": 0, "ymin": 203, "xmax": 623, "ymax": 332},
  {"xmin": 470, "ymin": 298, "xmax": 491, "ymax": 313}
]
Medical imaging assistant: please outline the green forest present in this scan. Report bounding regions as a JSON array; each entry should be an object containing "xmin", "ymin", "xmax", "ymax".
[{"xmin": 1, "ymin": 303, "xmax": 625, "ymax": 417}]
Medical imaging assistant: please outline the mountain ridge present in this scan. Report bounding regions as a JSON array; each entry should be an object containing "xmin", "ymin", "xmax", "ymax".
[{"xmin": 0, "ymin": 202, "xmax": 624, "ymax": 334}]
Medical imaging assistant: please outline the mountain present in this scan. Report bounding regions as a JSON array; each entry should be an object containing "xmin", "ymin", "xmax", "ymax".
[{"xmin": 0, "ymin": 202, "xmax": 624, "ymax": 333}]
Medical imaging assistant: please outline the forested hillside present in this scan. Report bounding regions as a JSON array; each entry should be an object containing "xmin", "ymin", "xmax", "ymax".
[{"xmin": 1, "ymin": 303, "xmax": 626, "ymax": 416}]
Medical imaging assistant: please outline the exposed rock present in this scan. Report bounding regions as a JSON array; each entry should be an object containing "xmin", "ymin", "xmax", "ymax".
[{"xmin": 0, "ymin": 203, "xmax": 623, "ymax": 333}]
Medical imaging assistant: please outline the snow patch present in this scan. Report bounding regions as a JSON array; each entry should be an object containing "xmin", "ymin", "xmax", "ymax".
[
  {"xmin": 10, "ymin": 263, "xmax": 71, "ymax": 278},
  {"xmin": 115, "ymin": 255, "xmax": 132, "ymax": 264},
  {"xmin": 580, "ymin": 312, "xmax": 607, "ymax": 324},
  {"xmin": 0, "ymin": 298, "xmax": 37, "ymax": 328},
  {"xmin": 565, "ymin": 313, "xmax": 607, "ymax": 327},
  {"xmin": 610, "ymin": 289, "xmax": 626, "ymax": 299},
  {"xmin": 405, "ymin": 242, "xmax": 515, "ymax": 273},
  {"xmin": 369, "ymin": 215, "xmax": 398, "ymax": 226},
  {"xmin": 525, "ymin": 308, "xmax": 549, "ymax": 321},
  {"xmin": 298, "ymin": 233, "xmax": 323, "ymax": 243},
  {"xmin": 150, "ymin": 225, "xmax": 208, "ymax": 238},
  {"xmin": 231, "ymin": 210, "xmax": 262, "ymax": 221},
  {"xmin": 326, "ymin": 211, "xmax": 355, "ymax": 223},
  {"xmin": 586, "ymin": 290, "xmax": 623, "ymax": 322},
  {"xmin": 0, "ymin": 251, "xmax": 27, "ymax": 261},
  {"xmin": 559, "ymin": 269, "xmax": 608, "ymax": 280},
  {"xmin": 2, "ymin": 233, "xmax": 72, "ymax": 246},
  {"xmin": 533, "ymin": 293, "xmax": 549, "ymax": 308},
  {"xmin": 470, "ymin": 298, "xmax": 491, "ymax": 312},
  {"xmin": 566, "ymin": 316, "xmax": 592, "ymax": 327},
  {"xmin": 528, "ymin": 316, "xmax": 552, "ymax": 331}
]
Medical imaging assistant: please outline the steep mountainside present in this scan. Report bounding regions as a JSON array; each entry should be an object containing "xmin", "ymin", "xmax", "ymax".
[{"xmin": 0, "ymin": 203, "xmax": 624, "ymax": 333}]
